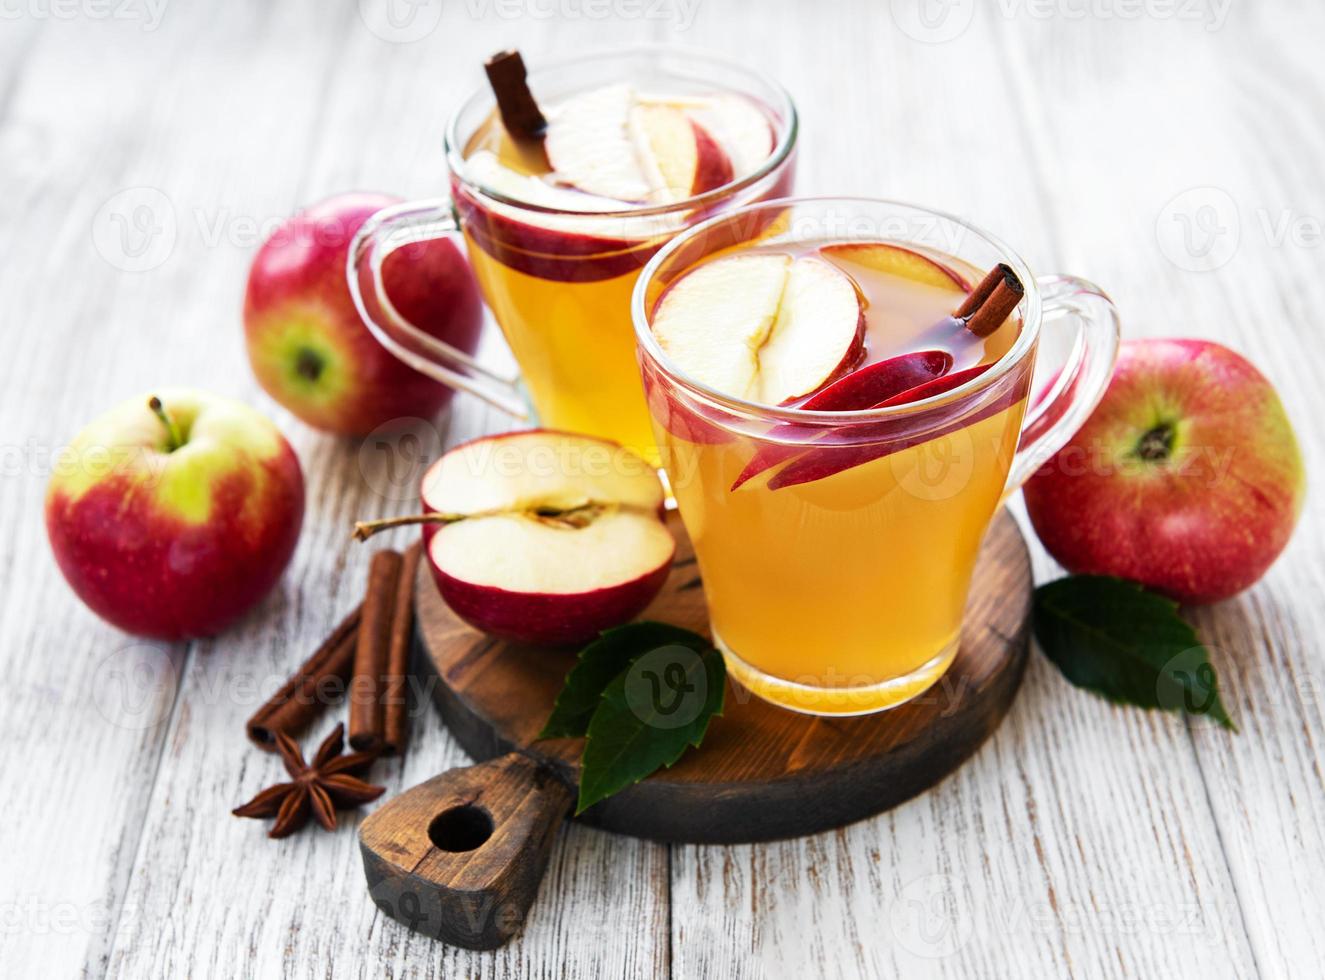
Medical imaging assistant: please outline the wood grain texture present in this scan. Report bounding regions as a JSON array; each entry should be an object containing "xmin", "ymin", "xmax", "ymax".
[
  {"xmin": 0, "ymin": 0, "xmax": 1318, "ymax": 977},
  {"xmin": 415, "ymin": 510, "xmax": 1032, "ymax": 843},
  {"xmin": 361, "ymin": 751, "xmax": 576, "ymax": 949}
]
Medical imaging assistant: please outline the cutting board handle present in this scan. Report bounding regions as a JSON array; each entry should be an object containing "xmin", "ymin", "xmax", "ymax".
[{"xmin": 358, "ymin": 751, "xmax": 574, "ymax": 949}]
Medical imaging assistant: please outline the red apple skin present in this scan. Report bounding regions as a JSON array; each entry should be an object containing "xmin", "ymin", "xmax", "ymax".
[
  {"xmin": 688, "ymin": 120, "xmax": 734, "ymax": 194},
  {"xmin": 45, "ymin": 390, "xmax": 305, "ymax": 640},
  {"xmin": 428, "ymin": 559, "xmax": 672, "ymax": 648},
  {"xmin": 244, "ymin": 192, "xmax": 483, "ymax": 435},
  {"xmin": 415, "ymin": 428, "xmax": 673, "ymax": 645},
  {"xmin": 766, "ymin": 362, "xmax": 1019, "ymax": 491},
  {"xmin": 452, "ymin": 150, "xmax": 797, "ymax": 285},
  {"xmin": 731, "ymin": 350, "xmax": 955, "ymax": 490},
  {"xmin": 1023, "ymin": 339, "xmax": 1305, "ymax": 604}
]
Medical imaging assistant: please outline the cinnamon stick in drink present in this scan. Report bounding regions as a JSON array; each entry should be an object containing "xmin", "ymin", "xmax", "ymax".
[
  {"xmin": 484, "ymin": 49, "xmax": 547, "ymax": 143},
  {"xmin": 245, "ymin": 605, "xmax": 361, "ymax": 750},
  {"xmin": 382, "ymin": 541, "xmax": 423, "ymax": 756},
  {"xmin": 956, "ymin": 263, "xmax": 1024, "ymax": 338},
  {"xmin": 349, "ymin": 550, "xmax": 404, "ymax": 752}
]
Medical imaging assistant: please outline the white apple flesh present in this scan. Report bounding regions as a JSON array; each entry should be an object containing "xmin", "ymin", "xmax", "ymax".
[
  {"xmin": 650, "ymin": 252, "xmax": 864, "ymax": 406},
  {"xmin": 543, "ymin": 84, "xmax": 734, "ymax": 204},
  {"xmin": 419, "ymin": 430, "xmax": 674, "ymax": 646}
]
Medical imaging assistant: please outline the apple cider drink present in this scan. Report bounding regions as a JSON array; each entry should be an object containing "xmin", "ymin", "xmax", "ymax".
[
  {"xmin": 636, "ymin": 210, "xmax": 1035, "ymax": 715},
  {"xmin": 451, "ymin": 52, "xmax": 795, "ymax": 462}
]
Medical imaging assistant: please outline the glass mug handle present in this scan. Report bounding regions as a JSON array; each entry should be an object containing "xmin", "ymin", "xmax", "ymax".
[
  {"xmin": 1004, "ymin": 274, "xmax": 1121, "ymax": 494},
  {"xmin": 346, "ymin": 198, "xmax": 530, "ymax": 420}
]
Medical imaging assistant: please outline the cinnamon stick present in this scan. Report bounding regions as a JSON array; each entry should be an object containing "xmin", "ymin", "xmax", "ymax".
[
  {"xmin": 956, "ymin": 263, "xmax": 1024, "ymax": 338},
  {"xmin": 484, "ymin": 49, "xmax": 547, "ymax": 142},
  {"xmin": 382, "ymin": 541, "xmax": 423, "ymax": 756},
  {"xmin": 245, "ymin": 605, "xmax": 361, "ymax": 750},
  {"xmin": 349, "ymin": 550, "xmax": 404, "ymax": 752}
]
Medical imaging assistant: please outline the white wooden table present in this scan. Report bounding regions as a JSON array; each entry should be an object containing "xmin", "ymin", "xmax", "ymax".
[{"xmin": 2, "ymin": 1, "xmax": 1321, "ymax": 976}]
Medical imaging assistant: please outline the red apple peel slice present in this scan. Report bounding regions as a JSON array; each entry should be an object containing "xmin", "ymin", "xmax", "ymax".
[
  {"xmin": 730, "ymin": 350, "xmax": 954, "ymax": 490},
  {"xmin": 766, "ymin": 362, "xmax": 1003, "ymax": 491}
]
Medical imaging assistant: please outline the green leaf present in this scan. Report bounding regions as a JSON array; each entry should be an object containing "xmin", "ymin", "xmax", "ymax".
[
  {"xmin": 538, "ymin": 622, "xmax": 713, "ymax": 739},
  {"xmin": 575, "ymin": 641, "xmax": 725, "ymax": 814},
  {"xmin": 1033, "ymin": 575, "xmax": 1236, "ymax": 731}
]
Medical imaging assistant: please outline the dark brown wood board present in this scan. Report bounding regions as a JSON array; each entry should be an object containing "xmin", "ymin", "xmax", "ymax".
[
  {"xmin": 417, "ymin": 507, "xmax": 1032, "ymax": 843},
  {"xmin": 360, "ymin": 508, "xmax": 1033, "ymax": 946}
]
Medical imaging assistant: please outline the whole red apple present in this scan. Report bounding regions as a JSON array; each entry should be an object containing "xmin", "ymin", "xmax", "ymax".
[
  {"xmin": 1024, "ymin": 338, "xmax": 1305, "ymax": 604},
  {"xmin": 244, "ymin": 192, "xmax": 483, "ymax": 434},
  {"xmin": 46, "ymin": 389, "xmax": 305, "ymax": 639}
]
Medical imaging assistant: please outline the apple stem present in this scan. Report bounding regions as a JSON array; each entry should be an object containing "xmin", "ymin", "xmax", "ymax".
[
  {"xmin": 148, "ymin": 396, "xmax": 182, "ymax": 452},
  {"xmin": 352, "ymin": 501, "xmax": 642, "ymax": 542},
  {"xmin": 353, "ymin": 513, "xmax": 462, "ymax": 542}
]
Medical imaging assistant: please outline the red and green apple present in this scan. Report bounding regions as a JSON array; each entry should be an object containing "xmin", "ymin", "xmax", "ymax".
[
  {"xmin": 1024, "ymin": 338, "xmax": 1305, "ymax": 604},
  {"xmin": 244, "ymin": 192, "xmax": 483, "ymax": 435},
  {"xmin": 46, "ymin": 389, "xmax": 305, "ymax": 639}
]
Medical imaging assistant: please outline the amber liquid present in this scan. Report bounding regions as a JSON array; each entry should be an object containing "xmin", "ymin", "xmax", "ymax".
[
  {"xmin": 650, "ymin": 242, "xmax": 1030, "ymax": 715},
  {"xmin": 459, "ymin": 106, "xmax": 786, "ymax": 463}
]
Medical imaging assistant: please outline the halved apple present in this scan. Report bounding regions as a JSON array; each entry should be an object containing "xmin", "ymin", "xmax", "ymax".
[
  {"xmin": 820, "ymin": 242, "xmax": 970, "ymax": 293},
  {"xmin": 419, "ymin": 430, "xmax": 674, "ymax": 646},
  {"xmin": 650, "ymin": 252, "xmax": 864, "ymax": 406}
]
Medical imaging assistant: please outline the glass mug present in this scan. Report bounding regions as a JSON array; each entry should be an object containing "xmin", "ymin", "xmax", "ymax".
[
  {"xmin": 633, "ymin": 198, "xmax": 1121, "ymax": 716},
  {"xmin": 347, "ymin": 47, "xmax": 797, "ymax": 464}
]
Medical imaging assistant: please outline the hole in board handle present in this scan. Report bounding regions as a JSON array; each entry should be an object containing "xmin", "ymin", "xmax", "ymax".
[{"xmin": 429, "ymin": 804, "xmax": 494, "ymax": 852}]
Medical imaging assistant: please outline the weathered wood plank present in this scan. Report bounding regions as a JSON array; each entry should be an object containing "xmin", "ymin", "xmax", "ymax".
[
  {"xmin": 78, "ymin": 5, "xmax": 670, "ymax": 979},
  {"xmin": 3, "ymin": 1, "xmax": 1322, "ymax": 978}
]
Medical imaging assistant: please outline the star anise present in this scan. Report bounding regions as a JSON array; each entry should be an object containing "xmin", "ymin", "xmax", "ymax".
[{"xmin": 232, "ymin": 723, "xmax": 385, "ymax": 838}]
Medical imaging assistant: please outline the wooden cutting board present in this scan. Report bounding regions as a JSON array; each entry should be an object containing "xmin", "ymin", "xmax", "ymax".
[{"xmin": 360, "ymin": 509, "xmax": 1032, "ymax": 948}]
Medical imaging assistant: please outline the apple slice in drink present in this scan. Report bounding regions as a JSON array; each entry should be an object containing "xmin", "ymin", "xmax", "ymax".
[
  {"xmin": 650, "ymin": 252, "xmax": 864, "ymax": 407},
  {"xmin": 730, "ymin": 350, "xmax": 954, "ymax": 490},
  {"xmin": 766, "ymin": 363, "xmax": 1004, "ymax": 491},
  {"xmin": 630, "ymin": 103, "xmax": 733, "ymax": 199},
  {"xmin": 459, "ymin": 150, "xmax": 672, "ymax": 254},
  {"xmin": 640, "ymin": 91, "xmax": 776, "ymax": 180},
  {"xmin": 418, "ymin": 430, "xmax": 674, "ymax": 647},
  {"xmin": 820, "ymin": 242, "xmax": 970, "ymax": 293},
  {"xmin": 543, "ymin": 83, "xmax": 655, "ymax": 203},
  {"xmin": 544, "ymin": 84, "xmax": 734, "ymax": 205}
]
